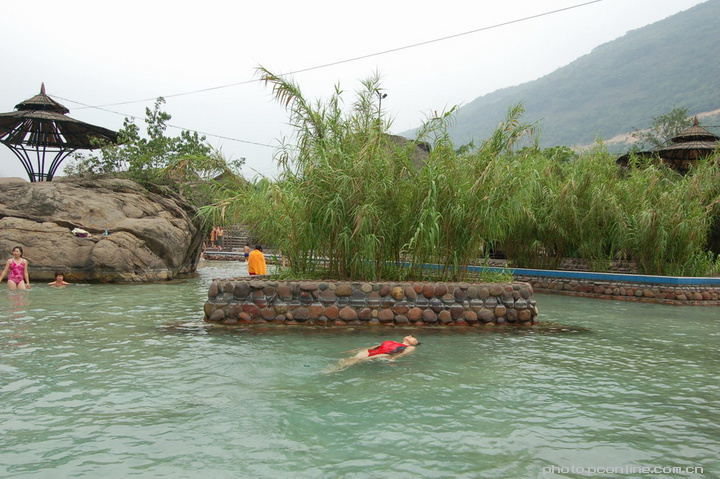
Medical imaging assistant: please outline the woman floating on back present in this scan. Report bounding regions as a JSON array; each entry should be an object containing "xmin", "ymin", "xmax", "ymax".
[{"xmin": 329, "ymin": 335, "xmax": 420, "ymax": 372}]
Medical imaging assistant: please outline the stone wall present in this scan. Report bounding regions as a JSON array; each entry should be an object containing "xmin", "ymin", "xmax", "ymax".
[
  {"xmin": 516, "ymin": 274, "xmax": 720, "ymax": 305},
  {"xmin": 204, "ymin": 279, "xmax": 539, "ymax": 326}
]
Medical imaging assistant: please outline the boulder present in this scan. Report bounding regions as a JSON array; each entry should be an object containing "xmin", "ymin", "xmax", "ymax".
[
  {"xmin": 386, "ymin": 134, "xmax": 430, "ymax": 169},
  {"xmin": 0, "ymin": 177, "xmax": 203, "ymax": 282}
]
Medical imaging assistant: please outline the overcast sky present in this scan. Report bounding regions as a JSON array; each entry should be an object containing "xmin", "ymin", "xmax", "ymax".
[{"xmin": 0, "ymin": 0, "xmax": 709, "ymax": 180}]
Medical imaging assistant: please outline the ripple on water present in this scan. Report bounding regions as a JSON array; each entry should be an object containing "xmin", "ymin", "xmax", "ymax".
[{"xmin": 1, "ymin": 269, "xmax": 719, "ymax": 478}]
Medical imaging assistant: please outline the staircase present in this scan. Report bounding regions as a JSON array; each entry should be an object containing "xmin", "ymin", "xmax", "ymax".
[{"xmin": 223, "ymin": 225, "xmax": 250, "ymax": 251}]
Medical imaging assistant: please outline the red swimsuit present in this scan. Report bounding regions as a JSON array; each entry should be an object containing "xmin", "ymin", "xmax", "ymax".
[{"xmin": 368, "ymin": 341, "xmax": 407, "ymax": 357}]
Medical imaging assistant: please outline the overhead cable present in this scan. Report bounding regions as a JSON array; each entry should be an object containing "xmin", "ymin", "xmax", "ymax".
[{"xmin": 75, "ymin": 0, "xmax": 605, "ymax": 109}]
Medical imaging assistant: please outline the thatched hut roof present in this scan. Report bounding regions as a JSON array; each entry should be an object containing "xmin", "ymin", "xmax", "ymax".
[
  {"xmin": 0, "ymin": 84, "xmax": 118, "ymax": 150},
  {"xmin": 13, "ymin": 84, "xmax": 70, "ymax": 114},
  {"xmin": 0, "ymin": 83, "xmax": 118, "ymax": 181},
  {"xmin": 670, "ymin": 117, "xmax": 719, "ymax": 143},
  {"xmin": 618, "ymin": 116, "xmax": 719, "ymax": 173},
  {"xmin": 653, "ymin": 117, "xmax": 719, "ymax": 171}
]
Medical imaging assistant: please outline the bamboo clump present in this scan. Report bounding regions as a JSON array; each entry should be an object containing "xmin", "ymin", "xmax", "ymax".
[{"xmin": 200, "ymin": 70, "xmax": 720, "ymax": 281}]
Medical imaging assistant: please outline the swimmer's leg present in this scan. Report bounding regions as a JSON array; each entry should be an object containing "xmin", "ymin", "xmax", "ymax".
[{"xmin": 326, "ymin": 350, "xmax": 371, "ymax": 373}]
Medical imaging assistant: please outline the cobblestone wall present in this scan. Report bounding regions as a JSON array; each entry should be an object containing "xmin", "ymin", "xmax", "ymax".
[
  {"xmin": 204, "ymin": 279, "xmax": 539, "ymax": 326},
  {"xmin": 518, "ymin": 275, "xmax": 720, "ymax": 305}
]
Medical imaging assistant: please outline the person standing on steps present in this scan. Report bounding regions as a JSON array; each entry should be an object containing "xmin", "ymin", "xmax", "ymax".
[{"xmin": 215, "ymin": 226, "xmax": 224, "ymax": 251}]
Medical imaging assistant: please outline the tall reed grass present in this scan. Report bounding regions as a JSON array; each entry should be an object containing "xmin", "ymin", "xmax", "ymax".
[{"xmin": 200, "ymin": 71, "xmax": 720, "ymax": 279}]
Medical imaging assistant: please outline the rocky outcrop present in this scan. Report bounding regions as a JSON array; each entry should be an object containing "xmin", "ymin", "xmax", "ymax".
[
  {"xmin": 0, "ymin": 177, "xmax": 204, "ymax": 282},
  {"xmin": 386, "ymin": 134, "xmax": 431, "ymax": 169}
]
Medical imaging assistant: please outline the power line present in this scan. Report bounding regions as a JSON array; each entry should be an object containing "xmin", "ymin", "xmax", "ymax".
[
  {"xmin": 53, "ymin": 0, "xmax": 604, "ymax": 150},
  {"xmin": 281, "ymin": 0, "xmax": 605, "ymax": 77},
  {"xmin": 74, "ymin": 0, "xmax": 604, "ymax": 110},
  {"xmin": 54, "ymin": 95, "xmax": 275, "ymax": 148}
]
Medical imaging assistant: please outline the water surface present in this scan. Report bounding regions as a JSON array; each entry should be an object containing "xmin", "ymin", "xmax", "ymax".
[{"xmin": 1, "ymin": 261, "xmax": 718, "ymax": 478}]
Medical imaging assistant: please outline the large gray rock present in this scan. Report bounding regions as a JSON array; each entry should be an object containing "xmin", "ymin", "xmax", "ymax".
[
  {"xmin": 0, "ymin": 177, "xmax": 204, "ymax": 282},
  {"xmin": 386, "ymin": 134, "xmax": 431, "ymax": 169}
]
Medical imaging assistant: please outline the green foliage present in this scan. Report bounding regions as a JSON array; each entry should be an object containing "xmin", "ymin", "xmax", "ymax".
[
  {"xmin": 65, "ymin": 98, "xmax": 244, "ymax": 205},
  {"xmin": 491, "ymin": 144, "xmax": 720, "ymax": 276},
  {"xmin": 541, "ymin": 145, "xmax": 578, "ymax": 163},
  {"xmin": 202, "ymin": 70, "xmax": 720, "ymax": 280},
  {"xmin": 202, "ymin": 69, "xmax": 500, "ymax": 281},
  {"xmin": 480, "ymin": 103, "xmax": 538, "ymax": 157},
  {"xmin": 631, "ymin": 107, "xmax": 693, "ymax": 150}
]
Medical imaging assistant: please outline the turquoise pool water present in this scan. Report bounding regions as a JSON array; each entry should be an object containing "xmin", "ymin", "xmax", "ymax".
[{"xmin": 1, "ymin": 261, "xmax": 718, "ymax": 478}]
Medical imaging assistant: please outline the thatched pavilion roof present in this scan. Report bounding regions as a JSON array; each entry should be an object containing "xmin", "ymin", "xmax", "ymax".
[
  {"xmin": 617, "ymin": 116, "xmax": 719, "ymax": 173},
  {"xmin": 670, "ymin": 117, "xmax": 719, "ymax": 143},
  {"xmin": 653, "ymin": 139, "xmax": 720, "ymax": 160},
  {"xmin": 653, "ymin": 117, "xmax": 719, "ymax": 171},
  {"xmin": 0, "ymin": 83, "xmax": 118, "ymax": 181},
  {"xmin": 13, "ymin": 84, "xmax": 70, "ymax": 114}
]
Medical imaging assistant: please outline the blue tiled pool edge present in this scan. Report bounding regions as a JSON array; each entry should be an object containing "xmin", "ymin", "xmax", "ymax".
[{"xmin": 469, "ymin": 266, "xmax": 720, "ymax": 286}]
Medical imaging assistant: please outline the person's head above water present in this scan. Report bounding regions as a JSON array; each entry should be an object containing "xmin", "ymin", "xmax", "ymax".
[{"xmin": 402, "ymin": 335, "xmax": 420, "ymax": 346}]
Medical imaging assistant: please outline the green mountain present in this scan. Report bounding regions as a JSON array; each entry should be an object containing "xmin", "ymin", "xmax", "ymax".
[{"xmin": 430, "ymin": 0, "xmax": 720, "ymax": 150}]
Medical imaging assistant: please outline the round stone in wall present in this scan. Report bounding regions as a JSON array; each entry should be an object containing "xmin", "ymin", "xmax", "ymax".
[{"xmin": 335, "ymin": 284, "xmax": 353, "ymax": 296}]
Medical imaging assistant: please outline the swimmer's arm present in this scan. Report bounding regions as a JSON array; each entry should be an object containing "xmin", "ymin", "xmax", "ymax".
[
  {"xmin": 0, "ymin": 259, "xmax": 9, "ymax": 281},
  {"xmin": 387, "ymin": 345, "xmax": 416, "ymax": 361}
]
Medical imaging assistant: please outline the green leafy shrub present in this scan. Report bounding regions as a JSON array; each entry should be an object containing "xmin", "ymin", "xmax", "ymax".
[{"xmin": 65, "ymin": 98, "xmax": 244, "ymax": 207}]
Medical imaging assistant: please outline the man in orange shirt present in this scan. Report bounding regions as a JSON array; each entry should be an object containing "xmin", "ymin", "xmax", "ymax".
[{"xmin": 247, "ymin": 245, "xmax": 267, "ymax": 275}]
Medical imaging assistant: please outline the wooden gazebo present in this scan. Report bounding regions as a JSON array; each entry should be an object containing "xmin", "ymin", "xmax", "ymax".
[
  {"xmin": 653, "ymin": 117, "xmax": 719, "ymax": 172},
  {"xmin": 0, "ymin": 84, "xmax": 118, "ymax": 181},
  {"xmin": 618, "ymin": 116, "xmax": 719, "ymax": 174}
]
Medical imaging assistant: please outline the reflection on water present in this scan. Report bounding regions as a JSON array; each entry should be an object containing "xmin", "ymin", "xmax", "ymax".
[{"xmin": 1, "ymin": 261, "xmax": 719, "ymax": 478}]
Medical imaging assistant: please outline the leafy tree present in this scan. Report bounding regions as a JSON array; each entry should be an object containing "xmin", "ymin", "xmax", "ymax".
[
  {"xmin": 455, "ymin": 140, "xmax": 475, "ymax": 156},
  {"xmin": 631, "ymin": 107, "xmax": 693, "ymax": 150},
  {"xmin": 65, "ymin": 98, "xmax": 244, "ymax": 203},
  {"xmin": 541, "ymin": 145, "xmax": 578, "ymax": 163}
]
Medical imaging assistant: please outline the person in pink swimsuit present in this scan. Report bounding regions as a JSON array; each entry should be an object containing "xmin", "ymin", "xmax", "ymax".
[{"xmin": 0, "ymin": 246, "xmax": 31, "ymax": 290}]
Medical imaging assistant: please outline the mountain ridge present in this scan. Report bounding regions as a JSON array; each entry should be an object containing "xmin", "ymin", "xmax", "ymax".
[{"xmin": 412, "ymin": 0, "xmax": 720, "ymax": 150}]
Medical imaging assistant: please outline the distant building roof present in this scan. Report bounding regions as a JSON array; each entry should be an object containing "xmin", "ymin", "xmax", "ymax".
[{"xmin": 618, "ymin": 116, "xmax": 719, "ymax": 173}]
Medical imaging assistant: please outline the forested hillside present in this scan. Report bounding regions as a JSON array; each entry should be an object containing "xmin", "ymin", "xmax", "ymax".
[{"xmin": 427, "ymin": 0, "xmax": 720, "ymax": 150}]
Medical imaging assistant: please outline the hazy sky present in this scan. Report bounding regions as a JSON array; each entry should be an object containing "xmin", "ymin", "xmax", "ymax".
[{"xmin": 0, "ymin": 0, "xmax": 709, "ymax": 180}]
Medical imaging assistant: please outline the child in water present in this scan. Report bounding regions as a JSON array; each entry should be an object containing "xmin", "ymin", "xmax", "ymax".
[{"xmin": 48, "ymin": 272, "xmax": 70, "ymax": 287}]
